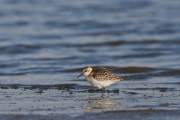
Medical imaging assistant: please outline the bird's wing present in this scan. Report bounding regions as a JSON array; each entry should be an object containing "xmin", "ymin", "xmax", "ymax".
[{"xmin": 91, "ymin": 68, "xmax": 121, "ymax": 81}]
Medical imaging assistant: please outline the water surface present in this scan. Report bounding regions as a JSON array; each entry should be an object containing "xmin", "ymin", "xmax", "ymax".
[{"xmin": 0, "ymin": 0, "xmax": 180, "ymax": 117}]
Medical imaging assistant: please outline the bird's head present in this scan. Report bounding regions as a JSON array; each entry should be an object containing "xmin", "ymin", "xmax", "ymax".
[
  {"xmin": 82, "ymin": 66, "xmax": 93, "ymax": 76},
  {"xmin": 77, "ymin": 66, "xmax": 93, "ymax": 78}
]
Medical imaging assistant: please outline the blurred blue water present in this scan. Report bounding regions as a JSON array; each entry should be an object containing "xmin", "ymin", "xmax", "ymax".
[{"xmin": 0, "ymin": 0, "xmax": 180, "ymax": 115}]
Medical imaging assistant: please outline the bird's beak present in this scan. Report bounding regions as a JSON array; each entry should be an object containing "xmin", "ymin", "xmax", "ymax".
[{"xmin": 77, "ymin": 73, "xmax": 83, "ymax": 78}]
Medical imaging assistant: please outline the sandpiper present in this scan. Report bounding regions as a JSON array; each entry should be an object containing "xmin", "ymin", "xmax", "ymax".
[{"xmin": 78, "ymin": 66, "xmax": 123, "ymax": 90}]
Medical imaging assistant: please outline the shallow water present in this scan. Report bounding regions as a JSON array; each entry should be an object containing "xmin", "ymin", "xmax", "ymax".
[{"xmin": 0, "ymin": 0, "xmax": 180, "ymax": 118}]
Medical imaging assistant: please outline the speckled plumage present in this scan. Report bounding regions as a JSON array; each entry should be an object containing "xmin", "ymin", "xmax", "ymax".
[
  {"xmin": 79, "ymin": 66, "xmax": 123, "ymax": 89},
  {"xmin": 90, "ymin": 68, "xmax": 121, "ymax": 81}
]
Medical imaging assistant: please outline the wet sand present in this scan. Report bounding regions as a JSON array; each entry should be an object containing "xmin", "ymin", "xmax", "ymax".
[{"xmin": 0, "ymin": 109, "xmax": 180, "ymax": 120}]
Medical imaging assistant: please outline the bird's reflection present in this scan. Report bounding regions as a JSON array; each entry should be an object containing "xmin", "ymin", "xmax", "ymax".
[{"xmin": 84, "ymin": 96, "xmax": 120, "ymax": 112}]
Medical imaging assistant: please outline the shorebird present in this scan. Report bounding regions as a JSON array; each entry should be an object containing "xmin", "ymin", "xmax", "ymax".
[{"xmin": 77, "ymin": 66, "xmax": 123, "ymax": 90}]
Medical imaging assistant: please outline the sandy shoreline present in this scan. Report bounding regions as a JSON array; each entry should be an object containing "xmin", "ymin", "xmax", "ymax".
[{"xmin": 0, "ymin": 109, "xmax": 180, "ymax": 120}]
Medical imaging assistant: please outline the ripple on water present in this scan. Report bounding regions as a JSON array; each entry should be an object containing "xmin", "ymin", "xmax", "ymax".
[{"xmin": 0, "ymin": 0, "xmax": 180, "ymax": 116}]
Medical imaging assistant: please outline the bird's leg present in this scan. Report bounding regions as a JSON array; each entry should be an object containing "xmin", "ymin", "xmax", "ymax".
[
  {"xmin": 100, "ymin": 87, "xmax": 106, "ymax": 97},
  {"xmin": 102, "ymin": 87, "xmax": 106, "ymax": 93}
]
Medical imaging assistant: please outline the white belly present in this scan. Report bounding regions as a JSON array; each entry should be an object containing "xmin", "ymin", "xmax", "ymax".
[{"xmin": 87, "ymin": 78, "xmax": 118, "ymax": 89}]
